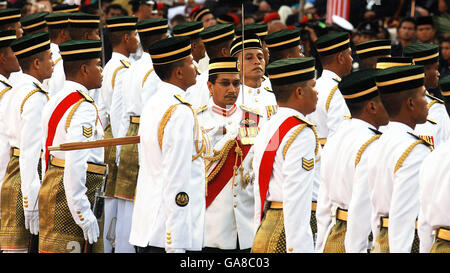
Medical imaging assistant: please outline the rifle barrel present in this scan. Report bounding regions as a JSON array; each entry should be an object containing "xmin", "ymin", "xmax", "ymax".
[{"xmin": 48, "ymin": 136, "xmax": 140, "ymax": 151}]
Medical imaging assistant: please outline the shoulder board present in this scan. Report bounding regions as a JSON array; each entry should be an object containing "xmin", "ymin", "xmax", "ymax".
[
  {"xmin": 33, "ymin": 82, "xmax": 48, "ymax": 93},
  {"xmin": 332, "ymin": 78, "xmax": 340, "ymax": 84},
  {"xmin": 426, "ymin": 93, "xmax": 444, "ymax": 104},
  {"xmin": 174, "ymin": 94, "xmax": 191, "ymax": 106},
  {"xmin": 295, "ymin": 115, "xmax": 315, "ymax": 126},
  {"xmin": 0, "ymin": 80, "xmax": 11, "ymax": 88},
  {"xmin": 368, "ymin": 127, "xmax": 382, "ymax": 135},
  {"xmin": 195, "ymin": 104, "xmax": 208, "ymax": 114},
  {"xmin": 264, "ymin": 86, "xmax": 273, "ymax": 93},
  {"xmin": 344, "ymin": 115, "xmax": 352, "ymax": 120},
  {"xmin": 426, "ymin": 117, "xmax": 437, "ymax": 124},
  {"xmin": 76, "ymin": 90, "xmax": 94, "ymax": 103},
  {"xmin": 120, "ymin": 59, "xmax": 131, "ymax": 68},
  {"xmin": 407, "ymin": 132, "xmax": 434, "ymax": 147},
  {"xmin": 240, "ymin": 105, "xmax": 262, "ymax": 116},
  {"xmin": 261, "ymin": 75, "xmax": 269, "ymax": 82}
]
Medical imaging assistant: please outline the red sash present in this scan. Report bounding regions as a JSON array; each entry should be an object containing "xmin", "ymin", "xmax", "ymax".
[
  {"xmin": 206, "ymin": 139, "xmax": 251, "ymax": 208},
  {"xmin": 44, "ymin": 91, "xmax": 84, "ymax": 170},
  {"xmin": 258, "ymin": 116, "xmax": 304, "ymax": 220}
]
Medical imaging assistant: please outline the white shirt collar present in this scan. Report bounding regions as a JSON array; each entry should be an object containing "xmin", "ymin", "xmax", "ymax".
[{"xmin": 321, "ymin": 69, "xmax": 341, "ymax": 81}]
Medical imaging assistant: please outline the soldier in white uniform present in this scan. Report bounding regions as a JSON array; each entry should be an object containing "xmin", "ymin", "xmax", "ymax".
[
  {"xmin": 173, "ymin": 21, "xmax": 205, "ymax": 76},
  {"xmin": 368, "ymin": 65, "xmax": 433, "ymax": 253},
  {"xmin": 130, "ymin": 36, "xmax": 206, "ymax": 253},
  {"xmin": 441, "ymin": 75, "xmax": 450, "ymax": 115},
  {"xmin": 252, "ymin": 57, "xmax": 318, "ymax": 253},
  {"xmin": 0, "ymin": 32, "xmax": 53, "ymax": 252},
  {"xmin": 185, "ymin": 23, "xmax": 235, "ymax": 108},
  {"xmin": 417, "ymin": 76, "xmax": 450, "ymax": 253},
  {"xmin": 97, "ymin": 15, "xmax": 138, "ymax": 253},
  {"xmin": 0, "ymin": 30, "xmax": 20, "ymax": 237},
  {"xmin": 316, "ymin": 68, "xmax": 389, "ymax": 253},
  {"xmin": 39, "ymin": 40, "xmax": 106, "ymax": 253},
  {"xmin": 354, "ymin": 39, "xmax": 391, "ymax": 70},
  {"xmin": 230, "ymin": 34, "xmax": 278, "ymax": 120},
  {"xmin": 20, "ymin": 12, "xmax": 48, "ymax": 35},
  {"xmin": 190, "ymin": 7, "xmax": 217, "ymax": 73},
  {"xmin": 307, "ymin": 32, "xmax": 353, "ymax": 146},
  {"xmin": 404, "ymin": 43, "xmax": 450, "ymax": 147},
  {"xmin": 197, "ymin": 57, "xmax": 257, "ymax": 253},
  {"xmin": 113, "ymin": 18, "xmax": 168, "ymax": 253},
  {"xmin": 43, "ymin": 12, "xmax": 71, "ymax": 97}
]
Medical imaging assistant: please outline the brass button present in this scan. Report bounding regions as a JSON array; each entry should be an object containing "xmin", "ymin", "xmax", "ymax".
[
  {"xmin": 167, "ymin": 240, "xmax": 172, "ymax": 245},
  {"xmin": 80, "ymin": 217, "xmax": 84, "ymax": 221},
  {"xmin": 248, "ymin": 89, "xmax": 252, "ymax": 94},
  {"xmin": 288, "ymin": 247, "xmax": 293, "ymax": 252},
  {"xmin": 234, "ymin": 183, "xmax": 238, "ymax": 187},
  {"xmin": 24, "ymin": 200, "xmax": 28, "ymax": 204},
  {"xmin": 233, "ymin": 193, "xmax": 237, "ymax": 197},
  {"xmin": 24, "ymin": 196, "xmax": 28, "ymax": 200},
  {"xmin": 76, "ymin": 210, "xmax": 81, "ymax": 214},
  {"xmin": 167, "ymin": 232, "xmax": 171, "ymax": 235},
  {"xmin": 255, "ymin": 98, "xmax": 259, "ymax": 102},
  {"xmin": 233, "ymin": 204, "xmax": 237, "ymax": 208},
  {"xmin": 24, "ymin": 205, "xmax": 28, "ymax": 208}
]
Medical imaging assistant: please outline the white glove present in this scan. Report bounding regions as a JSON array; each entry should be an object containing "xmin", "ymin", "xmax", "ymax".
[
  {"xmin": 165, "ymin": 248, "xmax": 186, "ymax": 253},
  {"xmin": 24, "ymin": 210, "xmax": 39, "ymax": 235},
  {"xmin": 80, "ymin": 213, "xmax": 99, "ymax": 244}
]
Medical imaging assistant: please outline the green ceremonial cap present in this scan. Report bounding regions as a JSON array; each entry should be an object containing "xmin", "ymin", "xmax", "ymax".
[
  {"xmin": 265, "ymin": 29, "xmax": 301, "ymax": 52},
  {"xmin": 45, "ymin": 12, "xmax": 70, "ymax": 29},
  {"xmin": 439, "ymin": 75, "xmax": 450, "ymax": 100},
  {"xmin": 106, "ymin": 16, "xmax": 137, "ymax": 32},
  {"xmin": 149, "ymin": 36, "xmax": 191, "ymax": 65},
  {"xmin": 375, "ymin": 65, "xmax": 424, "ymax": 94},
  {"xmin": 230, "ymin": 34, "xmax": 262, "ymax": 57},
  {"xmin": 137, "ymin": 18, "xmax": 168, "ymax": 37},
  {"xmin": 69, "ymin": 12, "xmax": 100, "ymax": 29},
  {"xmin": 376, "ymin": 56, "xmax": 413, "ymax": 69},
  {"xmin": 21, "ymin": 12, "xmax": 49, "ymax": 33},
  {"xmin": 403, "ymin": 43, "xmax": 439, "ymax": 66},
  {"xmin": 314, "ymin": 32, "xmax": 350, "ymax": 56},
  {"xmin": 235, "ymin": 24, "xmax": 268, "ymax": 41},
  {"xmin": 192, "ymin": 7, "xmax": 212, "ymax": 22},
  {"xmin": 173, "ymin": 21, "xmax": 204, "ymax": 39},
  {"xmin": 52, "ymin": 4, "xmax": 79, "ymax": 13},
  {"xmin": 217, "ymin": 14, "xmax": 235, "ymax": 25},
  {"xmin": 200, "ymin": 24, "xmax": 235, "ymax": 46},
  {"xmin": 0, "ymin": 30, "xmax": 17, "ymax": 48},
  {"xmin": 59, "ymin": 39, "xmax": 102, "ymax": 62},
  {"xmin": 208, "ymin": 57, "xmax": 240, "ymax": 76},
  {"xmin": 11, "ymin": 32, "xmax": 50, "ymax": 59},
  {"xmin": 355, "ymin": 39, "xmax": 391, "ymax": 60},
  {"xmin": 266, "ymin": 57, "xmax": 316, "ymax": 86},
  {"xmin": 0, "ymin": 8, "xmax": 21, "ymax": 24},
  {"xmin": 339, "ymin": 68, "xmax": 380, "ymax": 103}
]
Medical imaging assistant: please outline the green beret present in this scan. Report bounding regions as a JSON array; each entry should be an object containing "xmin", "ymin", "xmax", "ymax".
[
  {"xmin": 315, "ymin": 32, "xmax": 350, "ymax": 56},
  {"xmin": 355, "ymin": 39, "xmax": 391, "ymax": 60},
  {"xmin": 59, "ymin": 39, "xmax": 102, "ymax": 62},
  {"xmin": 173, "ymin": 21, "xmax": 204, "ymax": 39},
  {"xmin": 149, "ymin": 36, "xmax": 191, "ymax": 65},
  {"xmin": 403, "ymin": 43, "xmax": 439, "ymax": 66},
  {"xmin": 265, "ymin": 29, "xmax": 301, "ymax": 52},
  {"xmin": 376, "ymin": 56, "xmax": 413, "ymax": 69},
  {"xmin": 375, "ymin": 65, "xmax": 424, "ymax": 94},
  {"xmin": 267, "ymin": 57, "xmax": 315, "ymax": 86},
  {"xmin": 339, "ymin": 68, "xmax": 380, "ymax": 103},
  {"xmin": 21, "ymin": 12, "xmax": 49, "ymax": 33},
  {"xmin": 200, "ymin": 24, "xmax": 235, "ymax": 46},
  {"xmin": 11, "ymin": 32, "xmax": 50, "ymax": 59},
  {"xmin": 0, "ymin": 8, "xmax": 21, "ymax": 24}
]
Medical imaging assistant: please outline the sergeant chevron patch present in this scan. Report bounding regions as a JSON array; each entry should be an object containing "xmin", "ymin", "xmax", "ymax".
[
  {"xmin": 302, "ymin": 157, "xmax": 314, "ymax": 171},
  {"xmin": 82, "ymin": 126, "xmax": 93, "ymax": 138}
]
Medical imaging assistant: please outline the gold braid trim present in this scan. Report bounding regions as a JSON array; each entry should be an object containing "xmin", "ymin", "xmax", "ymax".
[
  {"xmin": 394, "ymin": 140, "xmax": 432, "ymax": 173},
  {"xmin": 20, "ymin": 88, "xmax": 49, "ymax": 114},
  {"xmin": 65, "ymin": 99, "xmax": 85, "ymax": 131},
  {"xmin": 0, "ymin": 85, "xmax": 12, "ymax": 100},
  {"xmin": 111, "ymin": 65, "xmax": 126, "ymax": 89},
  {"xmin": 158, "ymin": 104, "xmax": 179, "ymax": 149},
  {"xmin": 355, "ymin": 134, "xmax": 381, "ymax": 167},
  {"xmin": 312, "ymin": 126, "xmax": 319, "ymax": 156},
  {"xmin": 204, "ymin": 139, "xmax": 237, "ymax": 183},
  {"xmin": 142, "ymin": 68, "xmax": 155, "ymax": 88},
  {"xmin": 325, "ymin": 84, "xmax": 339, "ymax": 112},
  {"xmin": 282, "ymin": 124, "xmax": 308, "ymax": 160},
  {"xmin": 427, "ymin": 100, "xmax": 437, "ymax": 110}
]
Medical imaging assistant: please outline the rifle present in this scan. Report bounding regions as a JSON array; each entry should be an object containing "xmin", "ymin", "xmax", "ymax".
[
  {"xmin": 48, "ymin": 136, "xmax": 140, "ymax": 151},
  {"xmin": 82, "ymin": 164, "xmax": 109, "ymax": 253}
]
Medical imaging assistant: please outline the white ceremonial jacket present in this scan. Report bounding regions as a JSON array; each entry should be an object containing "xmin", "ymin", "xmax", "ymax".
[
  {"xmin": 307, "ymin": 69, "xmax": 350, "ymax": 140},
  {"xmin": 237, "ymin": 83, "xmax": 278, "ymax": 121},
  {"xmin": 367, "ymin": 122, "xmax": 432, "ymax": 253},
  {"xmin": 4, "ymin": 73, "xmax": 48, "ymax": 213},
  {"xmin": 43, "ymin": 42, "xmax": 65, "ymax": 97},
  {"xmin": 41, "ymin": 80, "xmax": 104, "ymax": 229},
  {"xmin": 315, "ymin": 118, "xmax": 378, "ymax": 252},
  {"xmin": 129, "ymin": 81, "xmax": 206, "ymax": 251},
  {"xmin": 0, "ymin": 75, "xmax": 13, "ymax": 211},
  {"xmin": 418, "ymin": 140, "xmax": 450, "ymax": 252},
  {"xmin": 252, "ymin": 107, "xmax": 315, "ymax": 253},
  {"xmin": 197, "ymin": 101, "xmax": 256, "ymax": 250}
]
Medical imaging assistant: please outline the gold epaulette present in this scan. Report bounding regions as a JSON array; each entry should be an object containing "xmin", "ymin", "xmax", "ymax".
[
  {"xmin": 174, "ymin": 94, "xmax": 191, "ymax": 106},
  {"xmin": 282, "ymin": 115, "xmax": 319, "ymax": 157},
  {"xmin": 76, "ymin": 89, "xmax": 94, "ymax": 103},
  {"xmin": 344, "ymin": 115, "xmax": 352, "ymax": 120},
  {"xmin": 326, "ymin": 83, "xmax": 339, "ymax": 112},
  {"xmin": 355, "ymin": 128, "xmax": 382, "ymax": 166},
  {"xmin": 65, "ymin": 90, "xmax": 99, "ymax": 131},
  {"xmin": 240, "ymin": 105, "xmax": 262, "ymax": 116},
  {"xmin": 395, "ymin": 134, "xmax": 433, "ymax": 173},
  {"xmin": 141, "ymin": 67, "xmax": 154, "ymax": 88},
  {"xmin": 264, "ymin": 86, "xmax": 273, "ymax": 93},
  {"xmin": 20, "ymin": 83, "xmax": 49, "ymax": 114},
  {"xmin": 261, "ymin": 75, "xmax": 268, "ymax": 82},
  {"xmin": 195, "ymin": 104, "xmax": 208, "ymax": 114},
  {"xmin": 120, "ymin": 59, "xmax": 131, "ymax": 68},
  {"xmin": 0, "ymin": 79, "xmax": 12, "ymax": 89},
  {"xmin": 426, "ymin": 93, "xmax": 444, "ymax": 104},
  {"xmin": 407, "ymin": 132, "xmax": 434, "ymax": 148},
  {"xmin": 54, "ymin": 56, "xmax": 62, "ymax": 65},
  {"xmin": 427, "ymin": 117, "xmax": 437, "ymax": 124},
  {"xmin": 294, "ymin": 115, "xmax": 315, "ymax": 127},
  {"xmin": 0, "ymin": 80, "xmax": 12, "ymax": 101},
  {"xmin": 34, "ymin": 82, "xmax": 48, "ymax": 94}
]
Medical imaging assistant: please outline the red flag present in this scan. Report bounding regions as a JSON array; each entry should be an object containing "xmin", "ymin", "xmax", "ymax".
[{"xmin": 326, "ymin": 0, "xmax": 351, "ymax": 25}]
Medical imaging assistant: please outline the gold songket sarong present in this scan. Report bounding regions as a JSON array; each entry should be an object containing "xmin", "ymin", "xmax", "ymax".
[
  {"xmin": 114, "ymin": 117, "xmax": 139, "ymax": 200},
  {"xmin": 38, "ymin": 159, "xmax": 106, "ymax": 253},
  {"xmin": 251, "ymin": 205, "xmax": 286, "ymax": 253},
  {"xmin": 310, "ymin": 201, "xmax": 317, "ymax": 236},
  {"xmin": 103, "ymin": 125, "xmax": 117, "ymax": 197},
  {"xmin": 371, "ymin": 216, "xmax": 420, "ymax": 253},
  {"xmin": 323, "ymin": 219, "xmax": 347, "ymax": 253}
]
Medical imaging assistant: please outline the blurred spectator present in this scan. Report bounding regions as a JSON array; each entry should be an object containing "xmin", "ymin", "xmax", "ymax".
[
  {"xmin": 104, "ymin": 4, "xmax": 128, "ymax": 23},
  {"xmin": 0, "ymin": 1, "xmax": 6, "ymax": 10},
  {"xmin": 267, "ymin": 20, "xmax": 286, "ymax": 35},
  {"xmin": 170, "ymin": 13, "xmax": 187, "ymax": 29},
  {"xmin": 129, "ymin": 0, "xmax": 156, "ymax": 21},
  {"xmin": 440, "ymin": 36, "xmax": 450, "ymax": 78},
  {"xmin": 416, "ymin": 15, "xmax": 438, "ymax": 44},
  {"xmin": 356, "ymin": 20, "xmax": 379, "ymax": 43},
  {"xmin": 391, "ymin": 17, "xmax": 416, "ymax": 56}
]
